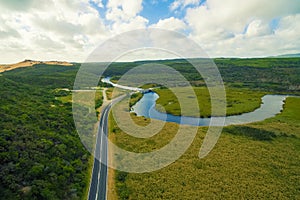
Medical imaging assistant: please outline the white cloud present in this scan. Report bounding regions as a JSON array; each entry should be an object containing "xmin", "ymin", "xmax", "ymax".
[
  {"xmin": 186, "ymin": 0, "xmax": 300, "ymax": 38},
  {"xmin": 106, "ymin": 0, "xmax": 143, "ymax": 21},
  {"xmin": 275, "ymin": 14, "xmax": 300, "ymax": 50},
  {"xmin": 0, "ymin": 0, "xmax": 148, "ymax": 63},
  {"xmin": 170, "ymin": 0, "xmax": 200, "ymax": 11},
  {"xmin": 150, "ymin": 17, "xmax": 187, "ymax": 32},
  {"xmin": 185, "ymin": 0, "xmax": 300, "ymax": 57},
  {"xmin": 111, "ymin": 16, "xmax": 148, "ymax": 34},
  {"xmin": 0, "ymin": 0, "xmax": 109, "ymax": 63},
  {"xmin": 189, "ymin": 14, "xmax": 300, "ymax": 58},
  {"xmin": 105, "ymin": 0, "xmax": 148, "ymax": 34},
  {"xmin": 121, "ymin": 0, "xmax": 143, "ymax": 17},
  {"xmin": 0, "ymin": 0, "xmax": 300, "ymax": 63},
  {"xmin": 246, "ymin": 20, "xmax": 272, "ymax": 37}
]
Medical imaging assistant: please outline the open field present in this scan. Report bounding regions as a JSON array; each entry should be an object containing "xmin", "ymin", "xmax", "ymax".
[
  {"xmin": 109, "ymin": 97, "xmax": 300, "ymax": 199},
  {"xmin": 106, "ymin": 87, "xmax": 128, "ymax": 100},
  {"xmin": 104, "ymin": 58, "xmax": 299, "ymax": 199},
  {"xmin": 155, "ymin": 87, "xmax": 267, "ymax": 117}
]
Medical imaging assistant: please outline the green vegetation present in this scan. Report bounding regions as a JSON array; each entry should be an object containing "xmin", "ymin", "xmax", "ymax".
[
  {"xmin": 249, "ymin": 97, "xmax": 300, "ymax": 137},
  {"xmin": 105, "ymin": 57, "xmax": 300, "ymax": 200},
  {"xmin": 110, "ymin": 97, "xmax": 300, "ymax": 199},
  {"xmin": 223, "ymin": 126, "xmax": 277, "ymax": 141},
  {"xmin": 129, "ymin": 92, "xmax": 143, "ymax": 108},
  {"xmin": 56, "ymin": 95, "xmax": 72, "ymax": 103},
  {"xmin": 215, "ymin": 58, "xmax": 300, "ymax": 92},
  {"xmin": 214, "ymin": 57, "xmax": 300, "ymax": 68},
  {"xmin": 105, "ymin": 58, "xmax": 300, "ymax": 93},
  {"xmin": 155, "ymin": 87, "xmax": 266, "ymax": 117},
  {"xmin": 140, "ymin": 83, "xmax": 159, "ymax": 89},
  {"xmin": 106, "ymin": 87, "xmax": 126, "ymax": 100},
  {"xmin": 94, "ymin": 91, "xmax": 103, "ymax": 110},
  {"xmin": 106, "ymin": 88, "xmax": 114, "ymax": 100},
  {"xmin": 55, "ymin": 89, "xmax": 72, "ymax": 104},
  {"xmin": 1, "ymin": 57, "xmax": 300, "ymax": 199},
  {"xmin": 115, "ymin": 171, "xmax": 130, "ymax": 199},
  {"xmin": 0, "ymin": 64, "xmax": 99, "ymax": 200}
]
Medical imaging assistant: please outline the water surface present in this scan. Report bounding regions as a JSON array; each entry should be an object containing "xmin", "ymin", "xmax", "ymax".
[{"xmin": 131, "ymin": 92, "xmax": 288, "ymax": 126}]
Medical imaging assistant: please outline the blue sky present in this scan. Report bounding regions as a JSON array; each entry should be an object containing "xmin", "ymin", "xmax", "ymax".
[
  {"xmin": 141, "ymin": 0, "xmax": 175, "ymax": 24},
  {"xmin": 91, "ymin": 0, "xmax": 206, "ymax": 25},
  {"xmin": 0, "ymin": 0, "xmax": 300, "ymax": 63}
]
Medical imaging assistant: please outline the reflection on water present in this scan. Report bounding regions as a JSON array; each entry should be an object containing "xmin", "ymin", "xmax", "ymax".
[{"xmin": 131, "ymin": 92, "xmax": 288, "ymax": 126}]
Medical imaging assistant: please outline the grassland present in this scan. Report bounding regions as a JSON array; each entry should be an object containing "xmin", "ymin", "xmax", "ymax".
[
  {"xmin": 109, "ymin": 97, "xmax": 300, "ymax": 199},
  {"xmin": 106, "ymin": 88, "xmax": 114, "ymax": 100},
  {"xmin": 155, "ymin": 87, "xmax": 267, "ymax": 117},
  {"xmin": 105, "ymin": 58, "xmax": 300, "ymax": 199},
  {"xmin": 56, "ymin": 95, "xmax": 72, "ymax": 103},
  {"xmin": 106, "ymin": 87, "xmax": 127, "ymax": 100},
  {"xmin": 129, "ymin": 92, "xmax": 143, "ymax": 108},
  {"xmin": 56, "ymin": 89, "xmax": 103, "ymax": 117}
]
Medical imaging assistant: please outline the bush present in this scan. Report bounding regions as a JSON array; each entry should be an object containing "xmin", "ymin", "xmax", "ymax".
[{"xmin": 224, "ymin": 126, "xmax": 276, "ymax": 141}]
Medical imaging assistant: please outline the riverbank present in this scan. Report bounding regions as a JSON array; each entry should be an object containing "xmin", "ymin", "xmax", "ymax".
[{"xmin": 132, "ymin": 91, "xmax": 288, "ymax": 126}]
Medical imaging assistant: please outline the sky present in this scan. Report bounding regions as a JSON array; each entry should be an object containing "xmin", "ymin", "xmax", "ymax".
[{"xmin": 0, "ymin": 0, "xmax": 300, "ymax": 63}]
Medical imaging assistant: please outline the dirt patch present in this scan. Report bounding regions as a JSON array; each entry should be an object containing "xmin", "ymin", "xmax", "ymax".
[{"xmin": 107, "ymin": 166, "xmax": 118, "ymax": 200}]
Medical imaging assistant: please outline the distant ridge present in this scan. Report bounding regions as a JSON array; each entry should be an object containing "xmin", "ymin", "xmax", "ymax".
[
  {"xmin": 272, "ymin": 53, "xmax": 300, "ymax": 58},
  {"xmin": 0, "ymin": 59, "xmax": 73, "ymax": 73}
]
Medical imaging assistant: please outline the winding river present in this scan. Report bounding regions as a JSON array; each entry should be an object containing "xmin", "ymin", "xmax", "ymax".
[
  {"xmin": 131, "ymin": 92, "xmax": 288, "ymax": 126},
  {"xmin": 102, "ymin": 77, "xmax": 289, "ymax": 126}
]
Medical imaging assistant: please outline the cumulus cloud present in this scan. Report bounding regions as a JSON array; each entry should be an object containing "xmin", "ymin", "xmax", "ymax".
[
  {"xmin": 246, "ymin": 20, "xmax": 272, "ymax": 37},
  {"xmin": 0, "ymin": 0, "xmax": 109, "ymax": 63},
  {"xmin": 106, "ymin": 0, "xmax": 144, "ymax": 21},
  {"xmin": 150, "ymin": 17, "xmax": 187, "ymax": 32},
  {"xmin": 111, "ymin": 16, "xmax": 148, "ymax": 34},
  {"xmin": 185, "ymin": 0, "xmax": 300, "ymax": 57},
  {"xmin": 186, "ymin": 0, "xmax": 300, "ymax": 37},
  {"xmin": 170, "ymin": 0, "xmax": 200, "ymax": 11},
  {"xmin": 0, "ymin": 0, "xmax": 300, "ymax": 63},
  {"xmin": 105, "ymin": 0, "xmax": 148, "ymax": 33}
]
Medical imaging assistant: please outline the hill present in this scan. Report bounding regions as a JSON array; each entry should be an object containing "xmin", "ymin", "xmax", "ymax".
[
  {"xmin": 0, "ymin": 60, "xmax": 73, "ymax": 73},
  {"xmin": 273, "ymin": 53, "xmax": 300, "ymax": 58}
]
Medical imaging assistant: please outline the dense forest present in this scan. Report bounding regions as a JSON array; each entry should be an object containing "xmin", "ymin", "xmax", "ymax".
[
  {"xmin": 0, "ymin": 58, "xmax": 299, "ymax": 199},
  {"xmin": 0, "ymin": 65, "xmax": 91, "ymax": 199},
  {"xmin": 105, "ymin": 57, "xmax": 300, "ymax": 93}
]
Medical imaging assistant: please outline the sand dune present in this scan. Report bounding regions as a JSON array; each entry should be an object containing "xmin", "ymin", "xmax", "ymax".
[{"xmin": 0, "ymin": 59, "xmax": 73, "ymax": 73}]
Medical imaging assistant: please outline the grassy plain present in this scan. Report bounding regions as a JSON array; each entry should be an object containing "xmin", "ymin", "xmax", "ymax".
[
  {"xmin": 106, "ymin": 88, "xmax": 128, "ymax": 100},
  {"xmin": 155, "ymin": 87, "xmax": 267, "ymax": 117},
  {"xmin": 106, "ymin": 58, "xmax": 300, "ymax": 199},
  {"xmin": 56, "ymin": 95, "xmax": 72, "ymax": 103},
  {"xmin": 109, "ymin": 97, "xmax": 300, "ymax": 199}
]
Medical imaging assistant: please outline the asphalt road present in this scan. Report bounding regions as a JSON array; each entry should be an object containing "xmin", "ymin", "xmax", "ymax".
[
  {"xmin": 88, "ymin": 94, "xmax": 127, "ymax": 200},
  {"xmin": 88, "ymin": 103, "xmax": 110, "ymax": 200}
]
